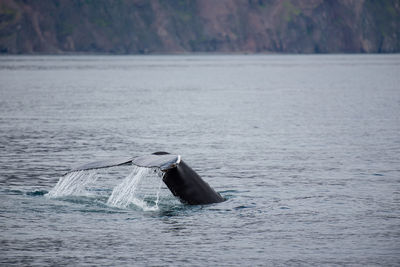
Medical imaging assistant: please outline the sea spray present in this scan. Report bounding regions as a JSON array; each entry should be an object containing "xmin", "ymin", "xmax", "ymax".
[
  {"xmin": 46, "ymin": 170, "xmax": 98, "ymax": 198},
  {"xmin": 107, "ymin": 166, "xmax": 163, "ymax": 211}
]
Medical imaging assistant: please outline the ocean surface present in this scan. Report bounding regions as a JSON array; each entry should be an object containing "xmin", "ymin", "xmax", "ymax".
[{"xmin": 0, "ymin": 55, "xmax": 399, "ymax": 266}]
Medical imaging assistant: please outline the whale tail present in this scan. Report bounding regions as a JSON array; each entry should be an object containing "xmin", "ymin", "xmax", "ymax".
[
  {"xmin": 66, "ymin": 153, "xmax": 181, "ymax": 174},
  {"xmin": 64, "ymin": 152, "xmax": 224, "ymax": 205}
]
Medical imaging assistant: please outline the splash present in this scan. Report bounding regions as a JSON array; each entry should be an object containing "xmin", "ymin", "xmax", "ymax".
[
  {"xmin": 47, "ymin": 166, "xmax": 165, "ymax": 211},
  {"xmin": 107, "ymin": 166, "xmax": 163, "ymax": 211},
  {"xmin": 46, "ymin": 170, "xmax": 97, "ymax": 198}
]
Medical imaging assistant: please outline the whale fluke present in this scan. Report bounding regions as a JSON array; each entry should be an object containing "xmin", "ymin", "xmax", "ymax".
[
  {"xmin": 67, "ymin": 156, "xmax": 135, "ymax": 174},
  {"xmin": 64, "ymin": 152, "xmax": 224, "ymax": 205},
  {"xmin": 67, "ymin": 154, "xmax": 180, "ymax": 174}
]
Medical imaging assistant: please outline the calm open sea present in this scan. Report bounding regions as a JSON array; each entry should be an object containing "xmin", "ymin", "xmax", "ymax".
[{"xmin": 1, "ymin": 55, "xmax": 399, "ymax": 266}]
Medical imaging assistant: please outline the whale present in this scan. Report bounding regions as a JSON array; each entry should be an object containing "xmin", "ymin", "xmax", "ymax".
[{"xmin": 66, "ymin": 152, "xmax": 224, "ymax": 205}]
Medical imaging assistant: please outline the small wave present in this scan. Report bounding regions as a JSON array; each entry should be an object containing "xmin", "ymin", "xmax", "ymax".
[
  {"xmin": 2, "ymin": 189, "xmax": 24, "ymax": 195},
  {"xmin": 233, "ymin": 205, "xmax": 248, "ymax": 210},
  {"xmin": 26, "ymin": 190, "xmax": 48, "ymax": 196}
]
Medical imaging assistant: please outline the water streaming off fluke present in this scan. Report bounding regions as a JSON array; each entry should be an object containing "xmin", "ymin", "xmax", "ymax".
[
  {"xmin": 46, "ymin": 166, "xmax": 164, "ymax": 211},
  {"xmin": 46, "ymin": 170, "xmax": 98, "ymax": 197},
  {"xmin": 107, "ymin": 166, "xmax": 163, "ymax": 211}
]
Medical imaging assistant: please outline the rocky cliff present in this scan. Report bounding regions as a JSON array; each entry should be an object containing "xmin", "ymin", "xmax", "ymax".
[{"xmin": 1, "ymin": 0, "xmax": 399, "ymax": 54}]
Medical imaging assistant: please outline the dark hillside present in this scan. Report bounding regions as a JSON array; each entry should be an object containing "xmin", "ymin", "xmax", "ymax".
[{"xmin": 1, "ymin": 0, "xmax": 399, "ymax": 54}]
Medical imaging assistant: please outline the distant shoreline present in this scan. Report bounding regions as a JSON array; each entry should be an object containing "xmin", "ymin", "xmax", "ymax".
[{"xmin": 1, "ymin": 51, "xmax": 400, "ymax": 56}]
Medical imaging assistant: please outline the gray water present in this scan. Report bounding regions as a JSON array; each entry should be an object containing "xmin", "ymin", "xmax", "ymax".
[{"xmin": 1, "ymin": 55, "xmax": 399, "ymax": 266}]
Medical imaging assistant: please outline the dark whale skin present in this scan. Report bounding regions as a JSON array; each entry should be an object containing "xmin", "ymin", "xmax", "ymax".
[{"xmin": 153, "ymin": 152, "xmax": 224, "ymax": 205}]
